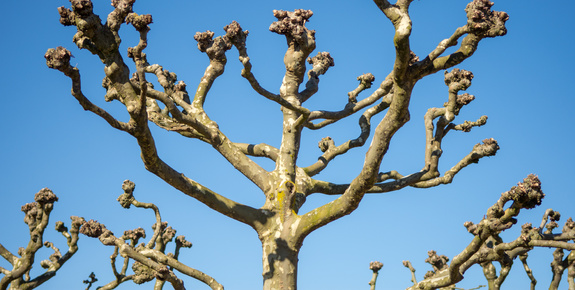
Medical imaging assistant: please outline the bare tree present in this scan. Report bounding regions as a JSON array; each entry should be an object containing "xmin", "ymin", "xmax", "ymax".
[
  {"xmin": 37, "ymin": 0, "xmax": 574, "ymax": 289},
  {"xmin": 79, "ymin": 180, "xmax": 222, "ymax": 290},
  {"xmin": 398, "ymin": 175, "xmax": 575, "ymax": 290},
  {"xmin": 0, "ymin": 189, "xmax": 83, "ymax": 290}
]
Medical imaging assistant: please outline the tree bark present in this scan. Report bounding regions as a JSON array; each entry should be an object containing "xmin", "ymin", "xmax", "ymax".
[{"xmin": 261, "ymin": 232, "xmax": 299, "ymax": 290}]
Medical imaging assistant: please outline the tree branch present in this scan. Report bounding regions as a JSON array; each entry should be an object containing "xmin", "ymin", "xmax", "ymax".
[
  {"xmin": 306, "ymin": 75, "xmax": 391, "ymax": 129},
  {"xmin": 413, "ymin": 0, "xmax": 509, "ymax": 79},
  {"xmin": 80, "ymin": 188, "xmax": 224, "ymax": 290},
  {"xmin": 304, "ymin": 97, "xmax": 390, "ymax": 177},
  {"xmin": 44, "ymin": 47, "xmax": 133, "ymax": 133},
  {"xmin": 0, "ymin": 189, "xmax": 79, "ymax": 290}
]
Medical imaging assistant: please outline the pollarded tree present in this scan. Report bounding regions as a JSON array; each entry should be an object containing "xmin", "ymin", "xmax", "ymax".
[
  {"xmin": 0, "ymin": 183, "xmax": 220, "ymax": 290},
  {"xmin": 41, "ymin": 0, "xmax": 575, "ymax": 289},
  {"xmin": 0, "ymin": 189, "xmax": 84, "ymax": 289}
]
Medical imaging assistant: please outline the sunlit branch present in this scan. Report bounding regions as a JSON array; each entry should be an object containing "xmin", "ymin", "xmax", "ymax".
[
  {"xmin": 224, "ymin": 21, "xmax": 307, "ymax": 113},
  {"xmin": 304, "ymin": 98, "xmax": 390, "ymax": 177},
  {"xmin": 518, "ymin": 254, "xmax": 537, "ymax": 290},
  {"xmin": 403, "ymin": 260, "xmax": 418, "ymax": 286},
  {"xmin": 81, "ymin": 219, "xmax": 222, "ymax": 289},
  {"xmin": 368, "ymin": 261, "xmax": 383, "ymax": 290},
  {"xmin": 300, "ymin": 52, "xmax": 335, "ymax": 102},
  {"xmin": 413, "ymin": 1, "xmax": 508, "ymax": 79},
  {"xmin": 44, "ymin": 48, "xmax": 133, "ymax": 133},
  {"xmin": 309, "ymin": 136, "xmax": 498, "ymax": 196},
  {"xmin": 306, "ymin": 76, "xmax": 392, "ymax": 129},
  {"xmin": 235, "ymin": 143, "xmax": 279, "ymax": 161},
  {"xmin": 0, "ymin": 189, "xmax": 83, "ymax": 290}
]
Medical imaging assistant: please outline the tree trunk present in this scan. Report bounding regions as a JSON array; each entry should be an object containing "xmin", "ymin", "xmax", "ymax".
[{"xmin": 261, "ymin": 234, "xmax": 300, "ymax": 290}]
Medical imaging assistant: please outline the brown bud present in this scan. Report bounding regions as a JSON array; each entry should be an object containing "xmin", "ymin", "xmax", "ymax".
[
  {"xmin": 111, "ymin": 0, "xmax": 135, "ymax": 12},
  {"xmin": 174, "ymin": 80, "xmax": 187, "ymax": 92},
  {"xmin": 269, "ymin": 9, "xmax": 313, "ymax": 37},
  {"xmin": 473, "ymin": 138, "xmax": 499, "ymax": 158},
  {"xmin": 126, "ymin": 13, "xmax": 153, "ymax": 31},
  {"xmin": 369, "ymin": 261, "xmax": 383, "ymax": 272},
  {"xmin": 549, "ymin": 210, "xmax": 561, "ymax": 222},
  {"xmin": 22, "ymin": 202, "xmax": 40, "ymax": 226},
  {"xmin": 35, "ymin": 188, "xmax": 59, "ymax": 204},
  {"xmin": 152, "ymin": 221, "xmax": 168, "ymax": 232},
  {"xmin": 194, "ymin": 31, "xmax": 215, "ymax": 52},
  {"xmin": 358, "ymin": 73, "xmax": 375, "ymax": 88},
  {"xmin": 162, "ymin": 226, "xmax": 177, "ymax": 242},
  {"xmin": 318, "ymin": 137, "xmax": 334, "ymax": 153},
  {"xmin": 70, "ymin": 0, "xmax": 94, "ymax": 17},
  {"xmin": 444, "ymin": 68, "xmax": 474, "ymax": 91},
  {"xmin": 176, "ymin": 235, "xmax": 193, "ymax": 248},
  {"xmin": 465, "ymin": 0, "xmax": 508, "ymax": 38},
  {"xmin": 80, "ymin": 219, "xmax": 105, "ymax": 238},
  {"xmin": 123, "ymin": 227, "xmax": 146, "ymax": 241},
  {"xmin": 58, "ymin": 7, "xmax": 75, "ymax": 26},
  {"xmin": 504, "ymin": 174, "xmax": 544, "ymax": 209},
  {"xmin": 122, "ymin": 180, "xmax": 135, "ymax": 194},
  {"xmin": 45, "ymin": 47, "xmax": 73, "ymax": 71},
  {"xmin": 307, "ymin": 52, "xmax": 334, "ymax": 76},
  {"xmin": 55, "ymin": 221, "xmax": 67, "ymax": 233},
  {"xmin": 456, "ymin": 93, "xmax": 475, "ymax": 106},
  {"xmin": 224, "ymin": 21, "xmax": 249, "ymax": 48},
  {"xmin": 563, "ymin": 217, "xmax": 575, "ymax": 233}
]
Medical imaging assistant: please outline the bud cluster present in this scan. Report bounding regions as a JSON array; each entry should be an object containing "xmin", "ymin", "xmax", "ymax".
[
  {"xmin": 465, "ymin": 0, "xmax": 509, "ymax": 38},
  {"xmin": 269, "ymin": 9, "xmax": 314, "ymax": 37}
]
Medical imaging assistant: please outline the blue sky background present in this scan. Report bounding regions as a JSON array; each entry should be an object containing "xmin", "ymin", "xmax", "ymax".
[{"xmin": 1, "ymin": 0, "xmax": 574, "ymax": 289}]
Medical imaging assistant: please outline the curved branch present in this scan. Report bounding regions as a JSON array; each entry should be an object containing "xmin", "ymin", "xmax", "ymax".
[
  {"xmin": 413, "ymin": 0, "xmax": 508, "ymax": 79},
  {"xmin": 303, "ymin": 97, "xmax": 391, "ymax": 177},
  {"xmin": 234, "ymin": 143, "xmax": 279, "ymax": 162},
  {"xmin": 518, "ymin": 254, "xmax": 537, "ymax": 290},
  {"xmin": 298, "ymin": 81, "xmax": 412, "ymax": 241},
  {"xmin": 140, "ymin": 248, "xmax": 223, "ymax": 290},
  {"xmin": 0, "ymin": 189, "xmax": 59, "ymax": 290},
  {"xmin": 224, "ymin": 21, "xmax": 306, "ymax": 112},
  {"xmin": 45, "ymin": 47, "xmax": 132, "ymax": 133},
  {"xmin": 300, "ymin": 52, "xmax": 335, "ymax": 102},
  {"xmin": 306, "ymin": 75, "xmax": 392, "ymax": 129},
  {"xmin": 80, "ymin": 216, "xmax": 224, "ymax": 290},
  {"xmin": 308, "ymin": 132, "xmax": 498, "ymax": 196}
]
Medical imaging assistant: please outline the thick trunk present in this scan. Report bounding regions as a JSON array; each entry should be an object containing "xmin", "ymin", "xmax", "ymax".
[{"xmin": 261, "ymin": 235, "xmax": 299, "ymax": 290}]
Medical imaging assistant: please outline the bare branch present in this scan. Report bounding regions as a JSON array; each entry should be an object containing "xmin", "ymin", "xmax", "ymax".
[
  {"xmin": 44, "ymin": 47, "xmax": 132, "ymax": 133},
  {"xmin": 234, "ymin": 143, "xmax": 279, "ymax": 161},
  {"xmin": 368, "ymin": 261, "xmax": 383, "ymax": 290},
  {"xmin": 518, "ymin": 254, "xmax": 537, "ymax": 290},
  {"xmin": 0, "ymin": 189, "xmax": 82, "ymax": 290},
  {"xmin": 403, "ymin": 260, "xmax": 418, "ymax": 286},
  {"xmin": 80, "ymin": 186, "xmax": 224, "ymax": 290},
  {"xmin": 306, "ymin": 75, "xmax": 392, "ymax": 129},
  {"xmin": 304, "ymin": 97, "xmax": 390, "ymax": 177},
  {"xmin": 413, "ymin": 0, "xmax": 509, "ymax": 79}
]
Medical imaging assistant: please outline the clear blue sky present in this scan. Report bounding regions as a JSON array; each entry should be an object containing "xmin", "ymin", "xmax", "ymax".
[{"xmin": 1, "ymin": 0, "xmax": 574, "ymax": 289}]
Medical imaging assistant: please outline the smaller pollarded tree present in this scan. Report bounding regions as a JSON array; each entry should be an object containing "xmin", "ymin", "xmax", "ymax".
[
  {"xmin": 78, "ymin": 180, "xmax": 222, "ymax": 290},
  {"xmin": 0, "ymin": 189, "xmax": 84, "ymax": 290},
  {"xmin": 398, "ymin": 175, "xmax": 575, "ymax": 290},
  {"xmin": 0, "ymin": 183, "xmax": 221, "ymax": 290}
]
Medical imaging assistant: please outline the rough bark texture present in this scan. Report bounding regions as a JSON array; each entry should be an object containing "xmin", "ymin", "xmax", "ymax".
[{"xmin": 31, "ymin": 0, "xmax": 575, "ymax": 289}]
